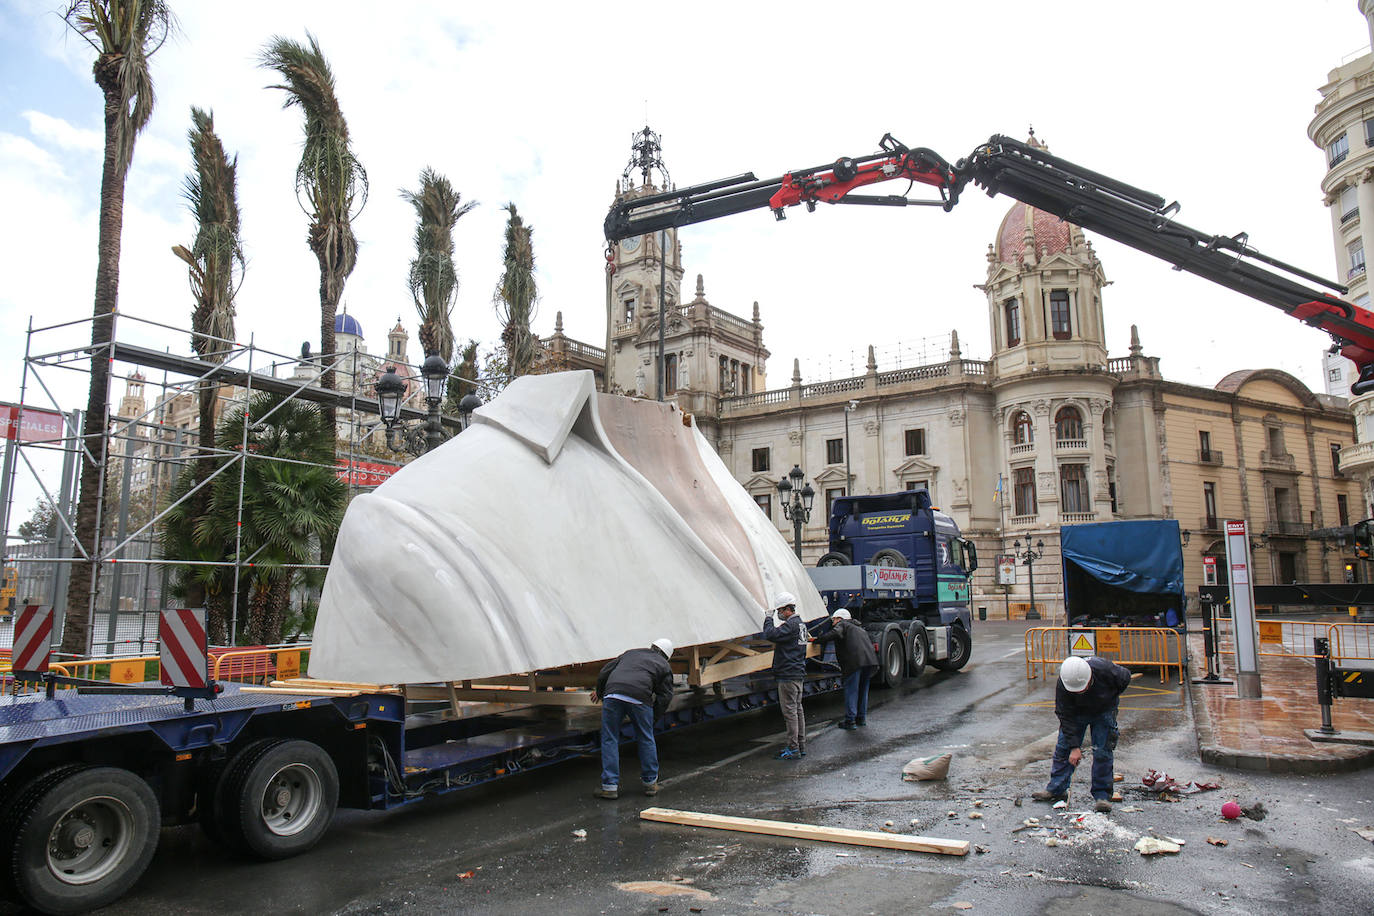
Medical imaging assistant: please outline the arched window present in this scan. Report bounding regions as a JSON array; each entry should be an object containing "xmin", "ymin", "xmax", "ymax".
[
  {"xmin": 1055, "ymin": 406, "xmax": 1083, "ymax": 441},
  {"xmin": 1013, "ymin": 411, "xmax": 1033, "ymax": 445}
]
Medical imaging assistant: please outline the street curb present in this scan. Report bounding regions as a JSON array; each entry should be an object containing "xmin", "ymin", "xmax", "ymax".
[{"xmin": 1187, "ymin": 659, "xmax": 1374, "ymax": 775}]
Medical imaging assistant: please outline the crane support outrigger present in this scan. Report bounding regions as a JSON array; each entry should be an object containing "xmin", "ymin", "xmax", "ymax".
[{"xmin": 604, "ymin": 133, "xmax": 1374, "ymax": 395}]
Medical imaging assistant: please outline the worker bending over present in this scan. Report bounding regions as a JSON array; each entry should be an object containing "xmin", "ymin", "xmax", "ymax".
[
  {"xmin": 592, "ymin": 638, "xmax": 675, "ymax": 799},
  {"xmin": 1032, "ymin": 654, "xmax": 1137, "ymax": 812}
]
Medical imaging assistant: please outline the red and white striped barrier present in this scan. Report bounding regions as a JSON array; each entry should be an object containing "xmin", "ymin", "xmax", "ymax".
[
  {"xmin": 12, "ymin": 604, "xmax": 53, "ymax": 675},
  {"xmin": 159, "ymin": 608, "xmax": 208, "ymax": 689}
]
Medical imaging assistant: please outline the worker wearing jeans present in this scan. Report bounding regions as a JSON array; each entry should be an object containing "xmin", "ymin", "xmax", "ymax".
[
  {"xmin": 592, "ymin": 639, "xmax": 675, "ymax": 799},
  {"xmin": 1033, "ymin": 655, "xmax": 1134, "ymax": 812}
]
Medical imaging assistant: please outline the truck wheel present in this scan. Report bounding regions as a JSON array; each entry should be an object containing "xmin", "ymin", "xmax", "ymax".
[
  {"xmin": 9, "ymin": 766, "xmax": 159, "ymax": 916},
  {"xmin": 908, "ymin": 627, "xmax": 929, "ymax": 678},
  {"xmin": 878, "ymin": 631, "xmax": 906, "ymax": 688},
  {"xmin": 227, "ymin": 739, "xmax": 338, "ymax": 861},
  {"xmin": 870, "ymin": 548, "xmax": 907, "ymax": 568},
  {"xmin": 816, "ymin": 551, "xmax": 849, "ymax": 567},
  {"xmin": 932, "ymin": 627, "xmax": 971, "ymax": 672},
  {"xmin": 201, "ymin": 738, "xmax": 282, "ymax": 852},
  {"xmin": 0, "ymin": 765, "xmax": 87, "ymax": 901}
]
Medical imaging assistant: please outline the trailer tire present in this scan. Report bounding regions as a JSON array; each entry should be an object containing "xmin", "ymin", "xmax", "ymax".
[
  {"xmin": 907, "ymin": 627, "xmax": 929, "ymax": 678},
  {"xmin": 0, "ymin": 765, "xmax": 87, "ymax": 902},
  {"xmin": 816, "ymin": 551, "xmax": 849, "ymax": 567},
  {"xmin": 878, "ymin": 631, "xmax": 906, "ymax": 688},
  {"xmin": 870, "ymin": 548, "xmax": 908, "ymax": 568},
  {"xmin": 9, "ymin": 766, "xmax": 159, "ymax": 916},
  {"xmin": 228, "ymin": 739, "xmax": 338, "ymax": 861},
  {"xmin": 932, "ymin": 627, "xmax": 971, "ymax": 672},
  {"xmin": 202, "ymin": 738, "xmax": 283, "ymax": 853}
]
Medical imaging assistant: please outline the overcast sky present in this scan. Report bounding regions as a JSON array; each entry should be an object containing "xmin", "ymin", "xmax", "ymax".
[{"xmin": 1, "ymin": 0, "xmax": 1370, "ymax": 422}]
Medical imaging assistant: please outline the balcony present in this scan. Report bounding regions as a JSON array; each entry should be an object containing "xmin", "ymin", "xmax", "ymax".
[
  {"xmin": 1009, "ymin": 514, "xmax": 1038, "ymax": 526},
  {"xmin": 1267, "ymin": 519, "xmax": 1310, "ymax": 537},
  {"xmin": 1198, "ymin": 449, "xmax": 1223, "ymax": 466},
  {"xmin": 1259, "ymin": 450, "xmax": 1298, "ymax": 472},
  {"xmin": 1055, "ymin": 438, "xmax": 1088, "ymax": 451},
  {"xmin": 1197, "ymin": 516, "xmax": 1221, "ymax": 533},
  {"xmin": 1338, "ymin": 440, "xmax": 1374, "ymax": 476},
  {"xmin": 1010, "ymin": 442, "xmax": 1034, "ymax": 456},
  {"xmin": 1061, "ymin": 511, "xmax": 1097, "ymax": 523}
]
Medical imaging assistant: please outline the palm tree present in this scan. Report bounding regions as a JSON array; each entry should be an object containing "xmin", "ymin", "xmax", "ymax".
[
  {"xmin": 494, "ymin": 203, "xmax": 539, "ymax": 381},
  {"xmin": 402, "ymin": 168, "xmax": 475, "ymax": 364},
  {"xmin": 61, "ymin": 0, "xmax": 173, "ymax": 656},
  {"xmin": 171, "ymin": 105, "xmax": 242, "ymax": 612},
  {"xmin": 259, "ymin": 33, "xmax": 367, "ymax": 440}
]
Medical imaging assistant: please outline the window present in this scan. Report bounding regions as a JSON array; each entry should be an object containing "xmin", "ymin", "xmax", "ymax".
[
  {"xmin": 664, "ymin": 353, "xmax": 678, "ymax": 394},
  {"xmin": 739, "ymin": 364, "xmax": 750, "ymax": 394},
  {"xmin": 826, "ymin": 438, "xmax": 844, "ymax": 465},
  {"xmin": 1059, "ymin": 463, "xmax": 1088, "ymax": 513},
  {"xmin": 1332, "ymin": 443, "xmax": 1344, "ymax": 477},
  {"xmin": 1004, "ymin": 297, "xmax": 1021, "ymax": 347},
  {"xmin": 1013, "ymin": 466, "xmax": 1037, "ymax": 516},
  {"xmin": 624, "ymin": 298, "xmax": 636, "ymax": 322},
  {"xmin": 1278, "ymin": 551, "xmax": 1299, "ymax": 584},
  {"xmin": 1329, "ymin": 366, "xmax": 1345, "ymax": 383},
  {"xmin": 825, "ymin": 487, "xmax": 846, "ymax": 519},
  {"xmin": 1054, "ymin": 406, "xmax": 1083, "ymax": 441},
  {"xmin": 1273, "ymin": 486, "xmax": 1293, "ymax": 523},
  {"xmin": 1203, "ymin": 482, "xmax": 1218, "ymax": 529},
  {"xmin": 1108, "ymin": 470, "xmax": 1118, "ymax": 514},
  {"xmin": 905, "ymin": 478, "xmax": 929, "ymax": 492},
  {"xmin": 1328, "ymin": 133, "xmax": 1349, "ymax": 166},
  {"xmin": 1267, "ymin": 425, "xmax": 1285, "ymax": 456},
  {"xmin": 1341, "ymin": 185, "xmax": 1359, "ymax": 223},
  {"xmin": 752, "ymin": 447, "xmax": 771, "ymax": 473},
  {"xmin": 753, "ymin": 493, "xmax": 772, "ymax": 519},
  {"xmin": 904, "ymin": 428, "xmax": 926, "ymax": 456},
  {"xmin": 1366, "ymin": 118, "xmax": 1374, "ymax": 146},
  {"xmin": 1339, "ymin": 493, "xmax": 1350, "ymax": 527},
  {"xmin": 1349, "ymin": 238, "xmax": 1366, "ymax": 279},
  {"xmin": 1012, "ymin": 411, "xmax": 1034, "ymax": 445},
  {"xmin": 1050, "ymin": 290, "xmax": 1071, "ymax": 339},
  {"xmin": 1199, "ymin": 429, "xmax": 1213, "ymax": 462},
  {"xmin": 719, "ymin": 356, "xmax": 730, "ymax": 392}
]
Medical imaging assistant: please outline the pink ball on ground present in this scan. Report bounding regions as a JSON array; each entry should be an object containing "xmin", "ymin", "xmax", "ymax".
[{"xmin": 1221, "ymin": 801, "xmax": 1242, "ymax": 819}]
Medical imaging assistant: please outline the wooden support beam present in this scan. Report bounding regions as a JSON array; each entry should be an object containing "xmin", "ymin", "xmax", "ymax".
[
  {"xmin": 405, "ymin": 684, "xmax": 597, "ymax": 706},
  {"xmin": 639, "ymin": 807, "xmax": 968, "ymax": 856},
  {"xmin": 273, "ymin": 678, "xmax": 395, "ymax": 692}
]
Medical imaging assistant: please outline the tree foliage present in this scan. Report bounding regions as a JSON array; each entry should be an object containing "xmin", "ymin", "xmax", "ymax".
[
  {"xmin": 402, "ymin": 168, "xmax": 475, "ymax": 363},
  {"xmin": 494, "ymin": 203, "xmax": 539, "ymax": 381}
]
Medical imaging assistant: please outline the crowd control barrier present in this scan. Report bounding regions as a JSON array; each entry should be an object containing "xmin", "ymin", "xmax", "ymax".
[{"xmin": 1024, "ymin": 626, "xmax": 1184, "ymax": 683}]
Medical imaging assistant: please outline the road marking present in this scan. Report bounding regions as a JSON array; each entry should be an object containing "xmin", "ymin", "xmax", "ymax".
[{"xmin": 999, "ymin": 647, "xmax": 1026, "ymax": 659}]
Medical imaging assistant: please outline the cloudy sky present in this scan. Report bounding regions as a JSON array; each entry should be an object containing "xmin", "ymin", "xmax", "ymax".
[{"xmin": 0, "ymin": 0, "xmax": 1369, "ymax": 424}]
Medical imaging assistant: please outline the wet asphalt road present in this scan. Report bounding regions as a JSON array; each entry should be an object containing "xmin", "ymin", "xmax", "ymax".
[{"xmin": 82, "ymin": 621, "xmax": 1374, "ymax": 914}]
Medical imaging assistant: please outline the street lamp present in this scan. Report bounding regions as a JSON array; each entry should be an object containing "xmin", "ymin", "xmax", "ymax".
[
  {"xmin": 420, "ymin": 352, "xmax": 449, "ymax": 453},
  {"xmin": 458, "ymin": 392, "xmax": 484, "ymax": 431},
  {"xmin": 843, "ymin": 400, "xmax": 858, "ymax": 495},
  {"xmin": 375, "ymin": 359, "xmax": 479, "ymax": 456},
  {"xmin": 777, "ymin": 464, "xmax": 816, "ymax": 560},
  {"xmin": 1013, "ymin": 538, "xmax": 1045, "ymax": 621}
]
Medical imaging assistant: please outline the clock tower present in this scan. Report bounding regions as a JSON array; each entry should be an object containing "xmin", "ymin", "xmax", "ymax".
[{"xmin": 606, "ymin": 126, "xmax": 683, "ymax": 396}]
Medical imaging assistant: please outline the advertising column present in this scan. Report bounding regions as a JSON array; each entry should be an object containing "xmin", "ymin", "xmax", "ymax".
[{"xmin": 1223, "ymin": 519, "xmax": 1262, "ymax": 698}]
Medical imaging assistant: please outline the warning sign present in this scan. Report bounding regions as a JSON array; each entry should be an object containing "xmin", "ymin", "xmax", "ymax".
[
  {"xmin": 1068, "ymin": 629, "xmax": 1096, "ymax": 656},
  {"xmin": 109, "ymin": 660, "xmax": 144, "ymax": 683},
  {"xmin": 1258, "ymin": 621, "xmax": 1283, "ymax": 644},
  {"xmin": 276, "ymin": 650, "xmax": 301, "ymax": 680},
  {"xmin": 1096, "ymin": 628, "xmax": 1121, "ymax": 654}
]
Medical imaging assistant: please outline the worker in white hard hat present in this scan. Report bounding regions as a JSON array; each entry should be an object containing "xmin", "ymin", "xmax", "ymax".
[
  {"xmin": 815, "ymin": 608, "xmax": 879, "ymax": 730},
  {"xmin": 1031, "ymin": 654, "xmax": 1137, "ymax": 813},
  {"xmin": 762, "ymin": 592, "xmax": 810, "ymax": 759},
  {"xmin": 590, "ymin": 638, "xmax": 676, "ymax": 799}
]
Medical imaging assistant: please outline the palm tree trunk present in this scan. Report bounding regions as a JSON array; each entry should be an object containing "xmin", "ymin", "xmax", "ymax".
[
  {"xmin": 184, "ymin": 383, "xmax": 216, "ymax": 612},
  {"xmin": 318, "ymin": 271, "xmax": 336, "ymax": 439},
  {"xmin": 206, "ymin": 587, "xmax": 229, "ymax": 646},
  {"xmin": 265, "ymin": 575, "xmax": 292, "ymax": 646},
  {"xmin": 64, "ymin": 70, "xmax": 127, "ymax": 656}
]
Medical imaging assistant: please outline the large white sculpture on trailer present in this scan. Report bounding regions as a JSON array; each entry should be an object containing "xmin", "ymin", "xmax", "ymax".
[{"xmin": 308, "ymin": 370, "xmax": 824, "ymax": 685}]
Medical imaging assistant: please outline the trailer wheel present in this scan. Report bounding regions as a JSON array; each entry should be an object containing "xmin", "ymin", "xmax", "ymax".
[
  {"xmin": 9, "ymin": 767, "xmax": 159, "ymax": 916},
  {"xmin": 816, "ymin": 551, "xmax": 849, "ymax": 567},
  {"xmin": 0, "ymin": 765, "xmax": 87, "ymax": 901},
  {"xmin": 908, "ymin": 627, "xmax": 929, "ymax": 678},
  {"xmin": 227, "ymin": 739, "xmax": 338, "ymax": 861},
  {"xmin": 870, "ymin": 548, "xmax": 907, "ymax": 568},
  {"xmin": 932, "ymin": 627, "xmax": 971, "ymax": 672},
  {"xmin": 878, "ymin": 631, "xmax": 906, "ymax": 688},
  {"xmin": 201, "ymin": 738, "xmax": 283, "ymax": 852}
]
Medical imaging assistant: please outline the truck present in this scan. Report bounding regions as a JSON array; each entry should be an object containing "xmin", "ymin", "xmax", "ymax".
[
  {"xmin": 807, "ymin": 489, "xmax": 978, "ymax": 687},
  {"xmin": 1060, "ymin": 519, "xmax": 1186, "ymax": 628}
]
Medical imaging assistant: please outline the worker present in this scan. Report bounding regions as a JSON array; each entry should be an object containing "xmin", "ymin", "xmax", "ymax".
[
  {"xmin": 591, "ymin": 637, "xmax": 676, "ymax": 800},
  {"xmin": 815, "ymin": 608, "xmax": 878, "ymax": 730},
  {"xmin": 762, "ymin": 592, "xmax": 809, "ymax": 759},
  {"xmin": 1032, "ymin": 655, "xmax": 1137, "ymax": 812}
]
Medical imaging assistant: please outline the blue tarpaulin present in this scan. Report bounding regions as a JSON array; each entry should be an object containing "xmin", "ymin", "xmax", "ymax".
[{"xmin": 1061, "ymin": 520, "xmax": 1185, "ymax": 600}]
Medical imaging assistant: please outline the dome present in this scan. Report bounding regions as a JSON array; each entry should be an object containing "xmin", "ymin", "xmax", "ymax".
[
  {"xmin": 995, "ymin": 201, "xmax": 1072, "ymax": 265},
  {"xmin": 335, "ymin": 312, "xmax": 363, "ymax": 337}
]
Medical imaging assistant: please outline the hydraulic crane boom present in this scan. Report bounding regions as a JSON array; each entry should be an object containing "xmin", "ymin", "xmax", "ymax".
[{"xmin": 604, "ymin": 133, "xmax": 1374, "ymax": 395}]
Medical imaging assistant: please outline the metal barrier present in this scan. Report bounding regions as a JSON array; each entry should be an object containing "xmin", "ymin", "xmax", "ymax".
[
  {"xmin": 211, "ymin": 646, "xmax": 310, "ymax": 684},
  {"xmin": 1215, "ymin": 619, "xmax": 1374, "ymax": 663},
  {"xmin": 1327, "ymin": 622, "xmax": 1374, "ymax": 663},
  {"xmin": 1025, "ymin": 627, "xmax": 1184, "ymax": 683}
]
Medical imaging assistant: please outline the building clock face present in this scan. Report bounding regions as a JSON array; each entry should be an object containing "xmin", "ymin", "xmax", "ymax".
[{"xmin": 621, "ymin": 235, "xmax": 640, "ymax": 254}]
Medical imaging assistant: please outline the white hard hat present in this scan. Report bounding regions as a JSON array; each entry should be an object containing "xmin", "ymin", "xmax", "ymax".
[
  {"xmin": 1060, "ymin": 656, "xmax": 1092, "ymax": 693},
  {"xmin": 831, "ymin": 608, "xmax": 852, "ymax": 621},
  {"xmin": 652, "ymin": 638, "xmax": 674, "ymax": 658},
  {"xmin": 773, "ymin": 592, "xmax": 798, "ymax": 610}
]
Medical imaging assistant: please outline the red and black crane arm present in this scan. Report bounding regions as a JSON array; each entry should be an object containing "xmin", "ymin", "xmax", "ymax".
[{"xmin": 602, "ymin": 132, "xmax": 1374, "ymax": 394}]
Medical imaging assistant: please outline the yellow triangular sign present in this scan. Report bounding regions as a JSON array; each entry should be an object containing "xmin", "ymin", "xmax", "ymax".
[{"xmin": 1071, "ymin": 634, "xmax": 1094, "ymax": 652}]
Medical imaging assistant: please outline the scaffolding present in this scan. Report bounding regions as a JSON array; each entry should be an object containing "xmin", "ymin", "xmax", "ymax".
[{"xmin": 0, "ymin": 310, "xmax": 494, "ymax": 656}]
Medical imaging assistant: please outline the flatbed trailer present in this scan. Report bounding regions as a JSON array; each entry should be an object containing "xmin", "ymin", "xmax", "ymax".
[{"xmin": 0, "ymin": 654, "xmax": 841, "ymax": 914}]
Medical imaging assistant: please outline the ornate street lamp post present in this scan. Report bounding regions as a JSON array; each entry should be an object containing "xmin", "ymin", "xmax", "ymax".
[
  {"xmin": 375, "ymin": 360, "xmax": 482, "ymax": 456},
  {"xmin": 1013, "ymin": 538, "xmax": 1045, "ymax": 621},
  {"xmin": 777, "ymin": 464, "xmax": 816, "ymax": 561}
]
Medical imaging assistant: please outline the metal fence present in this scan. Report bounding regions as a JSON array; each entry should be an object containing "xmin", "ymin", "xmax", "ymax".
[{"xmin": 1025, "ymin": 626, "xmax": 1185, "ymax": 683}]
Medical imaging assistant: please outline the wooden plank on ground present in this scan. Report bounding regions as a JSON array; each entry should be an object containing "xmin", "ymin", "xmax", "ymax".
[{"xmin": 639, "ymin": 807, "xmax": 968, "ymax": 856}]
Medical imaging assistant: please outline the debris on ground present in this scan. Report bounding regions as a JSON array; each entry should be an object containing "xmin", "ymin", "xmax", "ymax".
[
  {"xmin": 615, "ymin": 881, "xmax": 715, "ymax": 901},
  {"xmin": 1134, "ymin": 836, "xmax": 1182, "ymax": 855},
  {"xmin": 902, "ymin": 753, "xmax": 952, "ymax": 781},
  {"xmin": 947, "ymin": 811, "xmax": 958, "ymax": 818},
  {"xmin": 953, "ymin": 902, "xmax": 973, "ymax": 910},
  {"xmin": 1013, "ymin": 797, "xmax": 1023, "ymax": 807},
  {"xmin": 973, "ymin": 800, "xmax": 984, "ymax": 808},
  {"xmin": 1207, "ymin": 837, "xmax": 1228, "ymax": 847},
  {"xmin": 968, "ymin": 812, "xmax": 984, "ymax": 819},
  {"xmin": 1221, "ymin": 801, "xmax": 1242, "ymax": 820},
  {"xmin": 974, "ymin": 844, "xmax": 990, "ymax": 854},
  {"xmin": 1012, "ymin": 818, "xmax": 1041, "ymax": 833},
  {"xmin": 1111, "ymin": 792, "xmax": 1123, "ymax": 802},
  {"xmin": 1240, "ymin": 801, "xmax": 1267, "ymax": 821},
  {"xmin": 1053, "ymin": 799, "xmax": 1068, "ymax": 810},
  {"xmin": 1142, "ymin": 769, "xmax": 1221, "ymax": 795},
  {"xmin": 458, "ymin": 871, "xmax": 476, "ymax": 880},
  {"xmin": 1120, "ymin": 806, "xmax": 1143, "ymax": 813},
  {"xmin": 910, "ymin": 818, "xmax": 921, "ymax": 828},
  {"xmin": 1046, "ymin": 837, "xmax": 1059, "ymax": 847},
  {"xmin": 1240, "ymin": 862, "xmax": 1255, "ymax": 869},
  {"xmin": 572, "ymin": 828, "xmax": 588, "ymax": 839},
  {"xmin": 1114, "ymin": 774, "xmax": 1124, "ymax": 783},
  {"xmin": 1352, "ymin": 827, "xmax": 1374, "ymax": 843}
]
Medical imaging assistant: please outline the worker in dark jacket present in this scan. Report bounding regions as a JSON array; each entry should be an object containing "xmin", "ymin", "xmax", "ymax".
[
  {"xmin": 1032, "ymin": 655, "xmax": 1137, "ymax": 812},
  {"xmin": 815, "ymin": 608, "xmax": 879, "ymax": 730},
  {"xmin": 762, "ymin": 592, "xmax": 810, "ymax": 760},
  {"xmin": 591, "ymin": 638, "xmax": 675, "ymax": 799}
]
